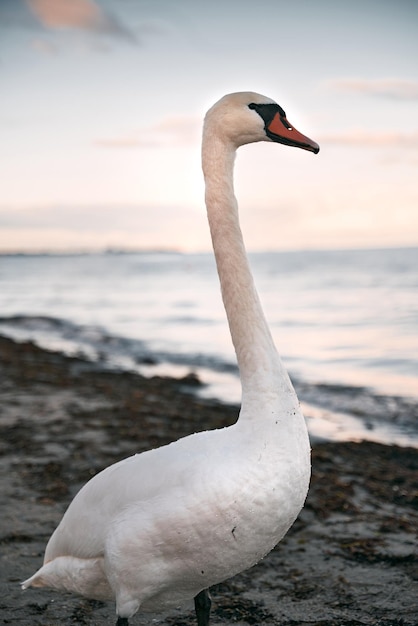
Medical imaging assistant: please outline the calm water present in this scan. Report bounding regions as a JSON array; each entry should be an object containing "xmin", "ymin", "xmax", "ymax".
[{"xmin": 1, "ymin": 248, "xmax": 417, "ymax": 446}]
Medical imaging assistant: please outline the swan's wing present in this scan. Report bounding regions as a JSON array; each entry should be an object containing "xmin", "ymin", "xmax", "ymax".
[{"xmin": 44, "ymin": 426, "xmax": 232, "ymax": 562}]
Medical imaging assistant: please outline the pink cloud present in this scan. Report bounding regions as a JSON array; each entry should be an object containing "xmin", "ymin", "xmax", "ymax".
[
  {"xmin": 94, "ymin": 116, "xmax": 201, "ymax": 149},
  {"xmin": 26, "ymin": 0, "xmax": 137, "ymax": 42},
  {"xmin": 327, "ymin": 78, "xmax": 418, "ymax": 100},
  {"xmin": 321, "ymin": 129, "xmax": 418, "ymax": 148}
]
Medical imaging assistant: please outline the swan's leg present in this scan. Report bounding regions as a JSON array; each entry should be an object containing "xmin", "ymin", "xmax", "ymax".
[
  {"xmin": 194, "ymin": 588, "xmax": 211, "ymax": 626},
  {"xmin": 116, "ymin": 618, "xmax": 128, "ymax": 626}
]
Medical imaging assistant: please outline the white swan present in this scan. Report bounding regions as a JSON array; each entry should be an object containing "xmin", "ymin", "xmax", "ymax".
[{"xmin": 22, "ymin": 92, "xmax": 319, "ymax": 625}]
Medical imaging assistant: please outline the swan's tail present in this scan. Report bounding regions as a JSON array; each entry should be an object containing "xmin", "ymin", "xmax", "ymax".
[{"xmin": 21, "ymin": 555, "xmax": 112, "ymax": 600}]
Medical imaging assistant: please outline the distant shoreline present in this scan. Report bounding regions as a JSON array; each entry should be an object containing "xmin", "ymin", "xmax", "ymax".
[{"xmin": 1, "ymin": 244, "xmax": 417, "ymax": 257}]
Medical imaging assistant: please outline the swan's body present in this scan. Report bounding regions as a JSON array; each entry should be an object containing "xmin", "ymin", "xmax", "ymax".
[{"xmin": 22, "ymin": 92, "xmax": 319, "ymax": 624}]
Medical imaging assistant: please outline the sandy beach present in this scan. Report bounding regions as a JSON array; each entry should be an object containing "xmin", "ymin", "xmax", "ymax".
[{"xmin": 1, "ymin": 334, "xmax": 417, "ymax": 625}]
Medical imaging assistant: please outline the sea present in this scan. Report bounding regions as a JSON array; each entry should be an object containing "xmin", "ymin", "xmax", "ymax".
[{"xmin": 1, "ymin": 247, "xmax": 417, "ymax": 448}]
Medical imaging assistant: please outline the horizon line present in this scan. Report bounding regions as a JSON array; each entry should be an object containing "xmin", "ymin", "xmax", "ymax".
[{"xmin": 1, "ymin": 243, "xmax": 417, "ymax": 257}]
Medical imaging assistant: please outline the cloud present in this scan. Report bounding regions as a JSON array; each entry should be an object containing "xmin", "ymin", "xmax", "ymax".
[
  {"xmin": 0, "ymin": 203, "xmax": 151, "ymax": 231},
  {"xmin": 327, "ymin": 78, "xmax": 418, "ymax": 100},
  {"xmin": 31, "ymin": 37, "xmax": 60, "ymax": 55},
  {"xmin": 0, "ymin": 203, "xmax": 209, "ymax": 252},
  {"xmin": 320, "ymin": 129, "xmax": 418, "ymax": 148},
  {"xmin": 26, "ymin": 0, "xmax": 137, "ymax": 42},
  {"xmin": 0, "ymin": 202, "xmax": 203, "ymax": 231},
  {"xmin": 94, "ymin": 135, "xmax": 153, "ymax": 149},
  {"xmin": 94, "ymin": 116, "xmax": 201, "ymax": 149},
  {"xmin": 0, "ymin": 0, "xmax": 40, "ymax": 30}
]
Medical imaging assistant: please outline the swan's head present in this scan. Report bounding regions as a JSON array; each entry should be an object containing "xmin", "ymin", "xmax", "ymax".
[{"xmin": 204, "ymin": 91, "xmax": 319, "ymax": 154}]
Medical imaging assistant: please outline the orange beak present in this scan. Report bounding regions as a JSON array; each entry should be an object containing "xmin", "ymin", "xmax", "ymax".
[{"xmin": 267, "ymin": 112, "xmax": 319, "ymax": 154}]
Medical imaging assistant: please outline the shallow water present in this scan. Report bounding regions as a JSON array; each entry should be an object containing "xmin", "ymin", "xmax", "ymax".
[{"xmin": 1, "ymin": 247, "xmax": 417, "ymax": 446}]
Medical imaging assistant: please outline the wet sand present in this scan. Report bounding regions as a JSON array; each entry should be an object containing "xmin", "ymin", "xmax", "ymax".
[{"xmin": 1, "ymin": 335, "xmax": 417, "ymax": 625}]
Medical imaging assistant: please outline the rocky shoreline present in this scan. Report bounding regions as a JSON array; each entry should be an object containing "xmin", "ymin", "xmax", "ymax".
[{"xmin": 1, "ymin": 335, "xmax": 417, "ymax": 625}]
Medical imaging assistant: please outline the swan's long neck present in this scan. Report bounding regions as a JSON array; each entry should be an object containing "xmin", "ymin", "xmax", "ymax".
[{"xmin": 202, "ymin": 133, "xmax": 294, "ymax": 413}]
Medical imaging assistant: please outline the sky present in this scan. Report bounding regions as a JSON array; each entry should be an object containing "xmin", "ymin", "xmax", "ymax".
[{"xmin": 0, "ymin": 0, "xmax": 417, "ymax": 253}]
